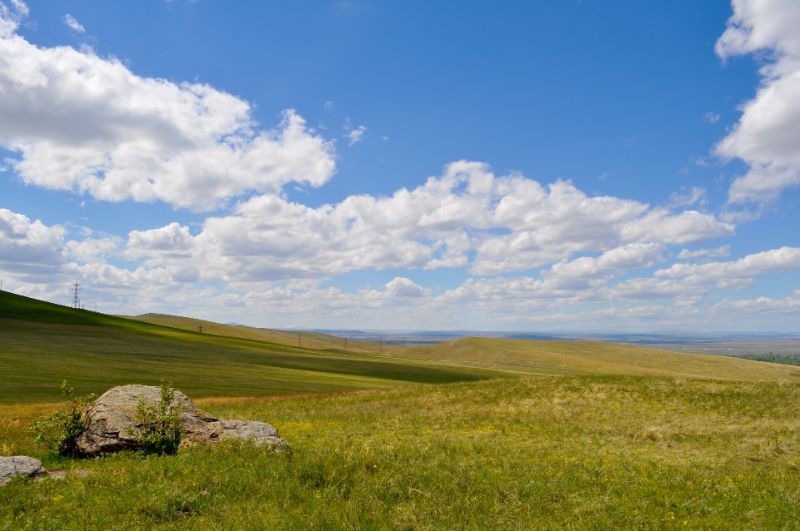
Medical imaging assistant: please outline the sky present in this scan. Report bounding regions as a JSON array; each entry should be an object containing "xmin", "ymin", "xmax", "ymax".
[{"xmin": 1, "ymin": 0, "xmax": 799, "ymax": 333}]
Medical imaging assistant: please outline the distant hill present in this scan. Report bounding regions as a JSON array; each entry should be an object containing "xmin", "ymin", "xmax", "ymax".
[{"xmin": 394, "ymin": 336, "xmax": 800, "ymax": 382}]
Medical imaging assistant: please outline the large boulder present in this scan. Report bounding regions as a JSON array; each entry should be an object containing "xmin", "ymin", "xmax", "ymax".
[
  {"xmin": 76, "ymin": 385, "xmax": 286, "ymax": 456},
  {"xmin": 0, "ymin": 456, "xmax": 45, "ymax": 486}
]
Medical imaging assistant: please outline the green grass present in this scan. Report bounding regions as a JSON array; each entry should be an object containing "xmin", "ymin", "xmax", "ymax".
[
  {"xmin": 0, "ymin": 291, "xmax": 501, "ymax": 403},
  {"xmin": 2, "ymin": 376, "xmax": 799, "ymax": 528},
  {"xmin": 129, "ymin": 313, "xmax": 386, "ymax": 352}
]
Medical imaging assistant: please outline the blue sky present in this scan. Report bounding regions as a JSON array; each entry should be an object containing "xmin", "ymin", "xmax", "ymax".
[{"xmin": 1, "ymin": 0, "xmax": 799, "ymax": 332}]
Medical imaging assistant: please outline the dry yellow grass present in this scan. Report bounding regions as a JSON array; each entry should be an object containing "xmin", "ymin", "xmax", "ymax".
[{"xmin": 393, "ymin": 337, "xmax": 800, "ymax": 381}]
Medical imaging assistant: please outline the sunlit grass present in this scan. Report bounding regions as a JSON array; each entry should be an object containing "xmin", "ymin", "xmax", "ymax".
[{"xmin": 2, "ymin": 376, "xmax": 799, "ymax": 528}]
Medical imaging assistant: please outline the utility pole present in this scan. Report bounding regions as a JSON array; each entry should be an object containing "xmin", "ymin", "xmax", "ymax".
[
  {"xmin": 344, "ymin": 337, "xmax": 348, "ymax": 349},
  {"xmin": 298, "ymin": 331, "xmax": 302, "ymax": 348},
  {"xmin": 198, "ymin": 325, "xmax": 203, "ymax": 334},
  {"xmin": 72, "ymin": 282, "xmax": 81, "ymax": 309}
]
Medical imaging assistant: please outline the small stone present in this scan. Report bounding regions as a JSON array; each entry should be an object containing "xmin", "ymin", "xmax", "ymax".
[{"xmin": 0, "ymin": 456, "xmax": 45, "ymax": 486}]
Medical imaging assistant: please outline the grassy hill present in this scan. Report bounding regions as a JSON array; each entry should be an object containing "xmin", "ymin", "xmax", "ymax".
[
  {"xmin": 129, "ymin": 313, "xmax": 385, "ymax": 353},
  {"xmin": 3, "ymin": 291, "xmax": 798, "ymax": 405},
  {"xmin": 0, "ymin": 291, "xmax": 500, "ymax": 403},
  {"xmin": 394, "ymin": 336, "xmax": 800, "ymax": 382}
]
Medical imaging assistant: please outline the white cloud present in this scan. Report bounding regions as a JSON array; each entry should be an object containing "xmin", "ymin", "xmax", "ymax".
[
  {"xmin": 704, "ymin": 112, "xmax": 721, "ymax": 124},
  {"xmin": 715, "ymin": 0, "xmax": 800, "ymax": 203},
  {"xmin": 133, "ymin": 161, "xmax": 729, "ymax": 282},
  {"xmin": 718, "ymin": 289, "xmax": 800, "ymax": 313},
  {"xmin": 385, "ymin": 277, "xmax": 430, "ymax": 298},
  {"xmin": 667, "ymin": 186, "xmax": 706, "ymax": 209},
  {"xmin": 542, "ymin": 243, "xmax": 663, "ymax": 291},
  {"xmin": 0, "ymin": 0, "xmax": 26, "ymax": 37},
  {"xmin": 0, "ymin": 16, "xmax": 336, "ymax": 210},
  {"xmin": 678, "ymin": 245, "xmax": 731, "ymax": 260},
  {"xmin": 655, "ymin": 246, "xmax": 800, "ymax": 285},
  {"xmin": 346, "ymin": 124, "xmax": 366, "ymax": 146},
  {"xmin": 63, "ymin": 14, "xmax": 85, "ymax": 33},
  {"xmin": 0, "ymin": 208, "xmax": 66, "ymax": 279},
  {"xmin": 610, "ymin": 246, "xmax": 800, "ymax": 301},
  {"xmin": 126, "ymin": 223, "xmax": 195, "ymax": 258},
  {"xmin": 66, "ymin": 235, "xmax": 121, "ymax": 263}
]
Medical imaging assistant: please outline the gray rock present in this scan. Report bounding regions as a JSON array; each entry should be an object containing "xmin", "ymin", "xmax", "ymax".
[
  {"xmin": 76, "ymin": 385, "xmax": 286, "ymax": 455},
  {"xmin": 0, "ymin": 456, "xmax": 45, "ymax": 486}
]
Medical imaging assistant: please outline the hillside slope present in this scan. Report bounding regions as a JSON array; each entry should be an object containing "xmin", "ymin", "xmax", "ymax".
[
  {"xmin": 394, "ymin": 337, "xmax": 800, "ymax": 381},
  {"xmin": 130, "ymin": 313, "xmax": 383, "ymax": 352},
  {"xmin": 0, "ymin": 291, "xmax": 500, "ymax": 403}
]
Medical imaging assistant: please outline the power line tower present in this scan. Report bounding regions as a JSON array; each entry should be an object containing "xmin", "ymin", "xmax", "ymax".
[{"xmin": 71, "ymin": 282, "xmax": 81, "ymax": 309}]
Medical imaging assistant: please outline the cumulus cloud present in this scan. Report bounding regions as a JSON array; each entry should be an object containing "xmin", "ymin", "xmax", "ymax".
[
  {"xmin": 0, "ymin": 208, "xmax": 66, "ymax": 279},
  {"xmin": 121, "ymin": 161, "xmax": 731, "ymax": 282},
  {"xmin": 718, "ymin": 289, "xmax": 800, "ymax": 313},
  {"xmin": 610, "ymin": 246, "xmax": 800, "ymax": 301},
  {"xmin": 715, "ymin": 0, "xmax": 800, "ymax": 203},
  {"xmin": 63, "ymin": 14, "xmax": 85, "ymax": 33},
  {"xmin": 385, "ymin": 277, "xmax": 429, "ymax": 298},
  {"xmin": 66, "ymin": 235, "xmax": 121, "ymax": 263},
  {"xmin": 0, "ymin": 8, "xmax": 335, "ymax": 210},
  {"xmin": 655, "ymin": 246, "xmax": 800, "ymax": 285},
  {"xmin": 126, "ymin": 223, "xmax": 195, "ymax": 258}
]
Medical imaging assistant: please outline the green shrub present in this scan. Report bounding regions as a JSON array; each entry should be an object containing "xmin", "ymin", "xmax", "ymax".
[
  {"xmin": 129, "ymin": 381, "xmax": 183, "ymax": 455},
  {"xmin": 28, "ymin": 381, "xmax": 94, "ymax": 456}
]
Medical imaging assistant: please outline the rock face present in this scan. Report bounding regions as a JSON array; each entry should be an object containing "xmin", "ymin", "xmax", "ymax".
[
  {"xmin": 0, "ymin": 456, "xmax": 45, "ymax": 486},
  {"xmin": 76, "ymin": 385, "xmax": 286, "ymax": 456}
]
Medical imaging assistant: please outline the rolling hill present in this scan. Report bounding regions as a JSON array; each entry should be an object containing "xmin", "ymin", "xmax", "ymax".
[
  {"xmin": 0, "ymin": 291, "xmax": 500, "ymax": 403},
  {"xmin": 2, "ymin": 290, "xmax": 798, "ymax": 405},
  {"xmin": 129, "ymin": 313, "xmax": 385, "ymax": 352},
  {"xmin": 391, "ymin": 336, "xmax": 800, "ymax": 381}
]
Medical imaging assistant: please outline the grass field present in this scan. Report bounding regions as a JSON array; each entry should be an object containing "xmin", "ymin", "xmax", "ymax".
[
  {"xmin": 2, "ymin": 291, "xmax": 800, "ymax": 528},
  {"xmin": 2, "ymin": 376, "xmax": 799, "ymax": 528}
]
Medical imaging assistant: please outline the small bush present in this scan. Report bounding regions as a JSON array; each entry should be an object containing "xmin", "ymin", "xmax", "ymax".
[
  {"xmin": 129, "ymin": 381, "xmax": 183, "ymax": 455},
  {"xmin": 28, "ymin": 380, "xmax": 94, "ymax": 456}
]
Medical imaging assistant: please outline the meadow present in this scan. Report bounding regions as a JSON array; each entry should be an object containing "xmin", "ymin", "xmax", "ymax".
[{"xmin": 2, "ymin": 291, "xmax": 800, "ymax": 528}]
